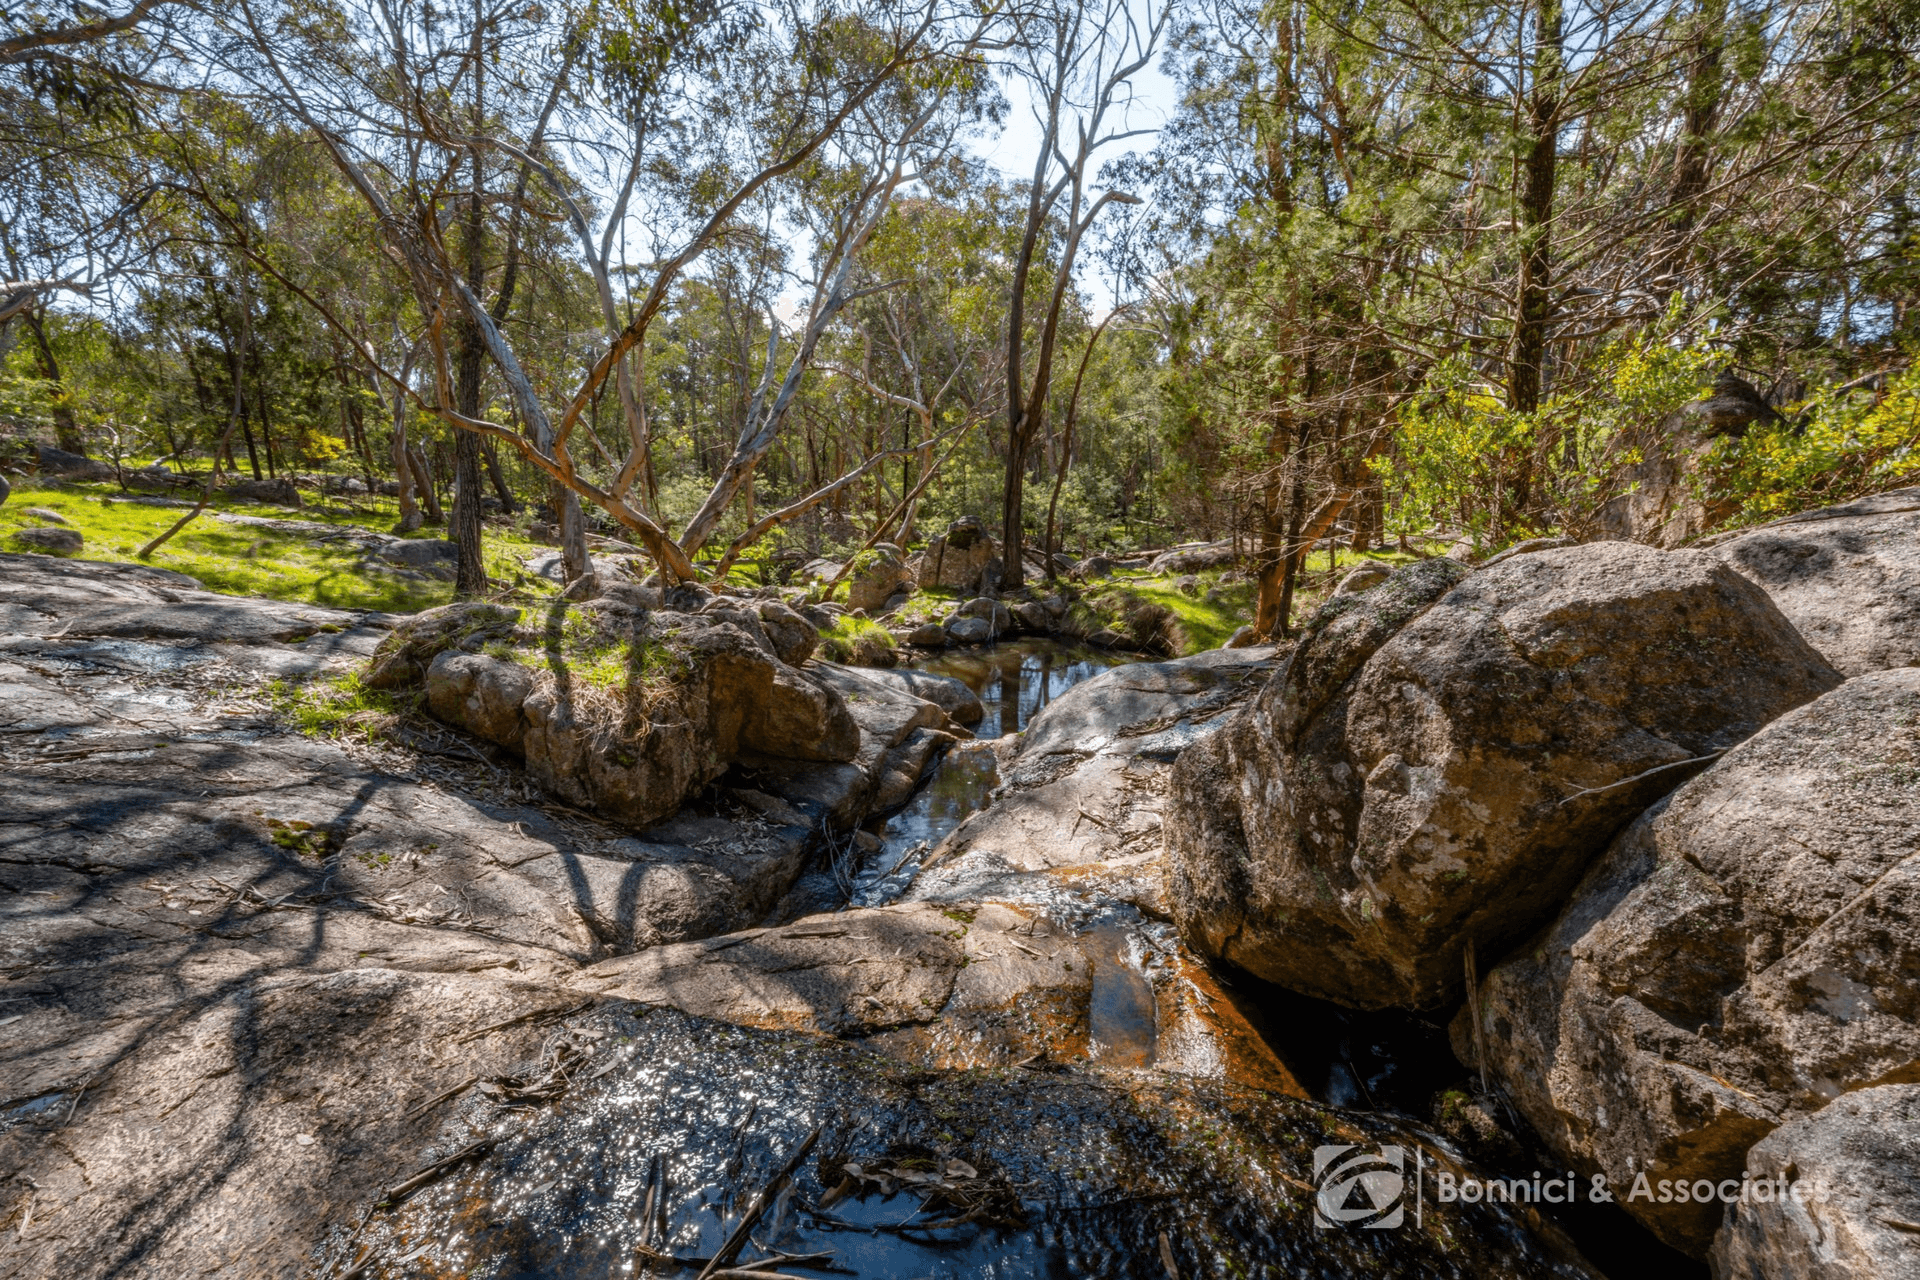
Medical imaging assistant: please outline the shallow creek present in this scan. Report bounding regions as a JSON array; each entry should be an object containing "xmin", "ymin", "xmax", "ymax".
[
  {"xmin": 340, "ymin": 638, "xmax": 1693, "ymax": 1279},
  {"xmin": 848, "ymin": 639, "xmax": 1129, "ymax": 907}
]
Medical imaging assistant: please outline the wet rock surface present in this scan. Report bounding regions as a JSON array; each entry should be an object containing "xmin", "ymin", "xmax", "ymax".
[
  {"xmin": 574, "ymin": 900, "xmax": 1296, "ymax": 1090},
  {"xmin": 1463, "ymin": 668, "xmax": 1920, "ymax": 1256},
  {"xmin": 1168, "ymin": 543, "xmax": 1841, "ymax": 1011},
  {"xmin": 912, "ymin": 646, "xmax": 1279, "ymax": 918},
  {"xmin": 342, "ymin": 1004, "xmax": 1600, "ymax": 1280},
  {"xmin": 1711, "ymin": 1085, "xmax": 1920, "ymax": 1280}
]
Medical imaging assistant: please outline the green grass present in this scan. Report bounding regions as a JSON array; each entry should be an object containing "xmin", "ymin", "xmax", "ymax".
[
  {"xmin": 1271, "ymin": 546, "xmax": 1422, "ymax": 630},
  {"xmin": 1095, "ymin": 547, "xmax": 1425, "ymax": 646},
  {"xmin": 543, "ymin": 630, "xmax": 686, "ymax": 693},
  {"xmin": 270, "ymin": 670, "xmax": 413, "ymax": 741},
  {"xmin": 1102, "ymin": 570, "xmax": 1256, "ymax": 653},
  {"xmin": 1, "ymin": 479, "xmax": 556, "ymax": 614},
  {"xmin": 888, "ymin": 585, "xmax": 961, "ymax": 628},
  {"xmin": 818, "ymin": 613, "xmax": 897, "ymax": 663}
]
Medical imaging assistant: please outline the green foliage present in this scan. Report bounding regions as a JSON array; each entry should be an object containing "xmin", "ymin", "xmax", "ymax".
[
  {"xmin": 1705, "ymin": 358, "xmax": 1920, "ymax": 521},
  {"xmin": 1377, "ymin": 325, "xmax": 1720, "ymax": 553}
]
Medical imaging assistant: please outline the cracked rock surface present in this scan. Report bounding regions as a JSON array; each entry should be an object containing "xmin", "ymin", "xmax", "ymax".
[
  {"xmin": 1463, "ymin": 667, "xmax": 1920, "ymax": 1257},
  {"xmin": 0, "ymin": 554, "xmax": 1357, "ymax": 1278}
]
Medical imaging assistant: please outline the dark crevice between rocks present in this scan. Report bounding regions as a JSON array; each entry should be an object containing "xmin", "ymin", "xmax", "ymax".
[{"xmin": 1211, "ymin": 961, "xmax": 1707, "ymax": 1280}]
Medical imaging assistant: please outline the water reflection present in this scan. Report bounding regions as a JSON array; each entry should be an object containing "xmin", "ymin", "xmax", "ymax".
[
  {"xmin": 848, "ymin": 641, "xmax": 1138, "ymax": 908},
  {"xmin": 909, "ymin": 638, "xmax": 1128, "ymax": 738},
  {"xmin": 849, "ymin": 743, "xmax": 998, "ymax": 907}
]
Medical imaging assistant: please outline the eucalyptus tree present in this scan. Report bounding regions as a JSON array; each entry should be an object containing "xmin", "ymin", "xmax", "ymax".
[
  {"xmin": 214, "ymin": 0, "xmax": 1012, "ymax": 590},
  {"xmin": 1122, "ymin": 0, "xmax": 1920, "ymax": 633},
  {"xmin": 997, "ymin": 0, "xmax": 1164, "ymax": 586},
  {"xmin": 0, "ymin": 0, "xmax": 176, "ymax": 452}
]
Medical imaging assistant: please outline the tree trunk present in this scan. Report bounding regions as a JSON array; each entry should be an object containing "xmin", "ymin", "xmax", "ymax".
[
  {"xmin": 23, "ymin": 308, "xmax": 83, "ymax": 454},
  {"xmin": 451, "ymin": 80, "xmax": 489, "ymax": 599},
  {"xmin": 409, "ymin": 444, "xmax": 443, "ymax": 524},
  {"xmin": 1504, "ymin": 0, "xmax": 1564, "ymax": 530},
  {"xmin": 451, "ymin": 308, "xmax": 487, "ymax": 592},
  {"xmin": 1252, "ymin": 420, "xmax": 1294, "ymax": 636},
  {"xmin": 1272, "ymin": 429, "xmax": 1312, "ymax": 639},
  {"xmin": 1044, "ymin": 312, "xmax": 1117, "ymax": 578},
  {"xmin": 451, "ymin": 400, "xmax": 487, "ymax": 595},
  {"xmin": 238, "ymin": 400, "xmax": 263, "ymax": 481},
  {"xmin": 557, "ymin": 483, "xmax": 589, "ymax": 582},
  {"xmin": 1659, "ymin": 0, "xmax": 1727, "ymax": 279},
  {"xmin": 254, "ymin": 382, "xmax": 278, "ymax": 479},
  {"xmin": 388, "ymin": 369, "xmax": 422, "ymax": 532},
  {"xmin": 482, "ymin": 439, "xmax": 516, "ymax": 513}
]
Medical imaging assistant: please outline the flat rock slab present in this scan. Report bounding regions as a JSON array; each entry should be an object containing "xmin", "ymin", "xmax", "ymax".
[
  {"xmin": 0, "ymin": 559, "xmax": 929, "ymax": 1279},
  {"xmin": 0, "ymin": 550, "xmax": 371, "ymax": 642},
  {"xmin": 575, "ymin": 899, "xmax": 1301, "ymax": 1090},
  {"xmin": 811, "ymin": 661, "xmax": 950, "ymax": 747},
  {"xmin": 0, "ymin": 968, "xmax": 582, "ymax": 1280}
]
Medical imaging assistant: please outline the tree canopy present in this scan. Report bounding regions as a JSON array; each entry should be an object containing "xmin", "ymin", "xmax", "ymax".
[{"xmin": 6, "ymin": 0, "xmax": 1919, "ymax": 630}]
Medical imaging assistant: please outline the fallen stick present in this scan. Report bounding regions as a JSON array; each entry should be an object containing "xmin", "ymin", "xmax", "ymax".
[
  {"xmin": 455, "ymin": 999, "xmax": 593, "ymax": 1044},
  {"xmin": 401, "ymin": 1075, "xmax": 477, "ymax": 1121},
  {"xmin": 1557, "ymin": 752, "xmax": 1724, "ymax": 806},
  {"xmin": 380, "ymin": 1138, "xmax": 493, "ymax": 1205},
  {"xmin": 695, "ymin": 1127, "xmax": 822, "ymax": 1280}
]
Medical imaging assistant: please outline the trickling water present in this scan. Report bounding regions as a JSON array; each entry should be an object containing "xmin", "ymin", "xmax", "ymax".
[
  {"xmin": 334, "ymin": 1007, "xmax": 1596, "ymax": 1280},
  {"xmin": 848, "ymin": 742, "xmax": 999, "ymax": 907},
  {"xmin": 1082, "ymin": 926, "xmax": 1158, "ymax": 1069},
  {"xmin": 848, "ymin": 641, "xmax": 1142, "ymax": 908}
]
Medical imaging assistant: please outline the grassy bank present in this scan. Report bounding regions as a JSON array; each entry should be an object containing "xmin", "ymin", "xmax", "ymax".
[{"xmin": 1, "ymin": 479, "xmax": 552, "ymax": 614}]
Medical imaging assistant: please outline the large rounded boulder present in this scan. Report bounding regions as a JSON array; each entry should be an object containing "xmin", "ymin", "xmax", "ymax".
[
  {"xmin": 1166, "ymin": 542, "xmax": 1841, "ymax": 1011},
  {"xmin": 911, "ymin": 515, "xmax": 999, "ymax": 591},
  {"xmin": 1712, "ymin": 1085, "xmax": 1920, "ymax": 1280},
  {"xmin": 1457, "ymin": 667, "xmax": 1920, "ymax": 1256},
  {"xmin": 1709, "ymin": 486, "xmax": 1920, "ymax": 677}
]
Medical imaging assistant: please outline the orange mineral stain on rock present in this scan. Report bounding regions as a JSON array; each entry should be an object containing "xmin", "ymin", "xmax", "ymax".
[{"xmin": 1155, "ymin": 953, "xmax": 1308, "ymax": 1098}]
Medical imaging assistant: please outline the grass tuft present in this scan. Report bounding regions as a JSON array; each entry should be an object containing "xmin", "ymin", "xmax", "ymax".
[
  {"xmin": 818, "ymin": 613, "xmax": 897, "ymax": 663},
  {"xmin": 271, "ymin": 670, "xmax": 415, "ymax": 742}
]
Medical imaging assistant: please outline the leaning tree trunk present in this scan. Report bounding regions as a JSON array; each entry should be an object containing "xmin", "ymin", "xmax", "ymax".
[
  {"xmin": 389, "ymin": 373, "xmax": 422, "ymax": 532},
  {"xmin": 449, "ymin": 126, "xmax": 490, "ymax": 599},
  {"xmin": 409, "ymin": 444, "xmax": 444, "ymax": 524}
]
